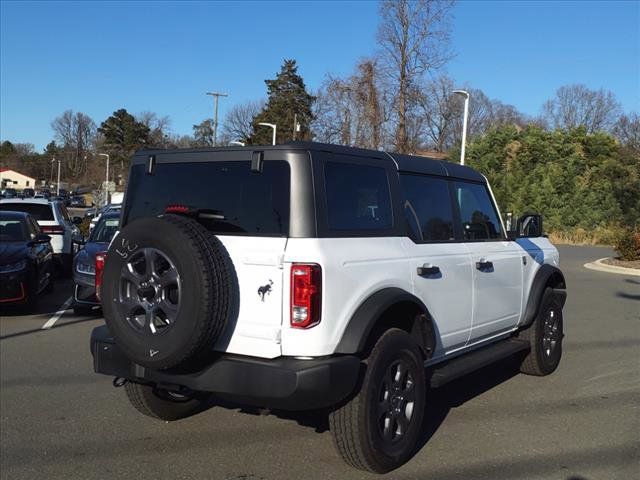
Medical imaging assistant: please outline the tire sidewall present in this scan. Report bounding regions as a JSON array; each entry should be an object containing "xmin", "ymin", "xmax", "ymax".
[
  {"xmin": 534, "ymin": 289, "xmax": 563, "ymax": 375},
  {"xmin": 102, "ymin": 216, "xmax": 225, "ymax": 369},
  {"xmin": 362, "ymin": 330, "xmax": 426, "ymax": 470}
]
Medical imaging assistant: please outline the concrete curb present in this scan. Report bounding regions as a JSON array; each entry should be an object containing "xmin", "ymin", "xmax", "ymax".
[{"xmin": 584, "ymin": 258, "xmax": 640, "ymax": 277}]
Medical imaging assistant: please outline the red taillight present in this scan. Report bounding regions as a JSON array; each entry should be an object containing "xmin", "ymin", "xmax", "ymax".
[
  {"xmin": 290, "ymin": 263, "xmax": 322, "ymax": 329},
  {"xmin": 165, "ymin": 204, "xmax": 190, "ymax": 214},
  {"xmin": 95, "ymin": 252, "xmax": 107, "ymax": 301},
  {"xmin": 41, "ymin": 225, "xmax": 64, "ymax": 235}
]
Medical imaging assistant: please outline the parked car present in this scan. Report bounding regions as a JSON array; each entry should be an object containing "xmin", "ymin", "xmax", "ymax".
[
  {"xmin": 1, "ymin": 188, "xmax": 17, "ymax": 199},
  {"xmin": 0, "ymin": 198, "xmax": 83, "ymax": 274},
  {"xmin": 91, "ymin": 142, "xmax": 566, "ymax": 473},
  {"xmin": 72, "ymin": 211, "xmax": 120, "ymax": 315},
  {"xmin": 69, "ymin": 195, "xmax": 87, "ymax": 208},
  {"xmin": 89, "ymin": 203, "xmax": 121, "ymax": 232},
  {"xmin": 0, "ymin": 211, "xmax": 54, "ymax": 310},
  {"xmin": 22, "ymin": 188, "xmax": 35, "ymax": 198},
  {"xmin": 34, "ymin": 189, "xmax": 51, "ymax": 199}
]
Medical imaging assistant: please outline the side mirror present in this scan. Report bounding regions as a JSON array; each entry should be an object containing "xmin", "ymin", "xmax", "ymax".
[
  {"xmin": 72, "ymin": 216, "xmax": 83, "ymax": 225},
  {"xmin": 515, "ymin": 213, "xmax": 544, "ymax": 238},
  {"xmin": 73, "ymin": 238, "xmax": 86, "ymax": 246}
]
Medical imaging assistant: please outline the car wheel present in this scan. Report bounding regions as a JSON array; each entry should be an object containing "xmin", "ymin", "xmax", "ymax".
[
  {"xmin": 101, "ymin": 214, "xmax": 238, "ymax": 370},
  {"xmin": 519, "ymin": 287, "xmax": 564, "ymax": 376},
  {"xmin": 329, "ymin": 328, "xmax": 426, "ymax": 473},
  {"xmin": 124, "ymin": 382, "xmax": 212, "ymax": 421}
]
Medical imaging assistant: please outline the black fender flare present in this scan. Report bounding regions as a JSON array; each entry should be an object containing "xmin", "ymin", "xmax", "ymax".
[
  {"xmin": 334, "ymin": 287, "xmax": 433, "ymax": 355},
  {"xmin": 522, "ymin": 264, "xmax": 567, "ymax": 328}
]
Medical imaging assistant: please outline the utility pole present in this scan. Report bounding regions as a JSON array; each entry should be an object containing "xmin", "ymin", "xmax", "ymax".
[{"xmin": 205, "ymin": 91, "xmax": 228, "ymax": 146}]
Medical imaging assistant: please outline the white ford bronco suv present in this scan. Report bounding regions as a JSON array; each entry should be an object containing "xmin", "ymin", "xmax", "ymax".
[{"xmin": 91, "ymin": 142, "xmax": 566, "ymax": 473}]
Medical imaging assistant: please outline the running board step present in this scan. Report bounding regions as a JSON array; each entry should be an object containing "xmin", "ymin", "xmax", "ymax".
[{"xmin": 429, "ymin": 338, "xmax": 530, "ymax": 388}]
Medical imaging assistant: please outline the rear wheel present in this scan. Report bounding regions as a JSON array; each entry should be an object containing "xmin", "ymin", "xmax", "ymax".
[
  {"xmin": 519, "ymin": 287, "xmax": 564, "ymax": 376},
  {"xmin": 329, "ymin": 329, "xmax": 426, "ymax": 473},
  {"xmin": 124, "ymin": 382, "xmax": 211, "ymax": 421}
]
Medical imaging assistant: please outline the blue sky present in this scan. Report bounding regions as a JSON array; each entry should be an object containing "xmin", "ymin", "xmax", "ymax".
[{"xmin": 1, "ymin": 0, "xmax": 638, "ymax": 151}]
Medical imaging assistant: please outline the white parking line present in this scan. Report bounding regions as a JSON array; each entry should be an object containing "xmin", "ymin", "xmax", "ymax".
[{"xmin": 41, "ymin": 297, "xmax": 73, "ymax": 330}]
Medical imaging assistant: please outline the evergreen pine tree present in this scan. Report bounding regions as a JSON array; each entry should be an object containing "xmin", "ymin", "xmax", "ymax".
[{"xmin": 249, "ymin": 59, "xmax": 315, "ymax": 145}]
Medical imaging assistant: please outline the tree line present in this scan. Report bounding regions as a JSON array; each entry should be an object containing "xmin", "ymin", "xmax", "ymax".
[{"xmin": 1, "ymin": 0, "xmax": 637, "ymax": 249}]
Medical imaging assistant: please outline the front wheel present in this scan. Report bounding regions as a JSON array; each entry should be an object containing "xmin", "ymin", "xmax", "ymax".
[
  {"xmin": 329, "ymin": 329, "xmax": 426, "ymax": 473},
  {"xmin": 519, "ymin": 287, "xmax": 564, "ymax": 376},
  {"xmin": 124, "ymin": 382, "xmax": 212, "ymax": 421}
]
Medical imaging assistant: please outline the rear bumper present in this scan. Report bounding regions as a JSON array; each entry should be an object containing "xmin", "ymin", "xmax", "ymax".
[{"xmin": 90, "ymin": 325, "xmax": 361, "ymax": 410}]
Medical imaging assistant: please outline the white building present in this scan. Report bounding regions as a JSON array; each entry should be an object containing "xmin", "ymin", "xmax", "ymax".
[{"xmin": 0, "ymin": 168, "xmax": 36, "ymax": 190}]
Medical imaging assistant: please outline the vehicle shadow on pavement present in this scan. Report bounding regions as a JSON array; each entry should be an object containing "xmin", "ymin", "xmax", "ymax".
[
  {"xmin": 416, "ymin": 355, "xmax": 524, "ymax": 452},
  {"xmin": 0, "ymin": 316, "xmax": 101, "ymax": 340},
  {"xmin": 208, "ymin": 354, "xmax": 525, "ymax": 444}
]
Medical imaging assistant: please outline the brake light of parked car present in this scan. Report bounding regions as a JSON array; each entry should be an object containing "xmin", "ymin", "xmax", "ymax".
[
  {"xmin": 41, "ymin": 225, "xmax": 64, "ymax": 235},
  {"xmin": 95, "ymin": 252, "xmax": 107, "ymax": 301},
  {"xmin": 290, "ymin": 263, "xmax": 322, "ymax": 329}
]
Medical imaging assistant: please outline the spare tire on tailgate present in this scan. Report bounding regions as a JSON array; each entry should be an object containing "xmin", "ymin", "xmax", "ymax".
[{"xmin": 102, "ymin": 214, "xmax": 236, "ymax": 370}]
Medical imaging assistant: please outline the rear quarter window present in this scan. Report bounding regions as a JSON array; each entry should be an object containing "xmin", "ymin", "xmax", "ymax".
[{"xmin": 324, "ymin": 161, "xmax": 393, "ymax": 231}]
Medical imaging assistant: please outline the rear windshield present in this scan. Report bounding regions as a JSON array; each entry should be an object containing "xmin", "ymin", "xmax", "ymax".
[
  {"xmin": 0, "ymin": 203, "xmax": 54, "ymax": 221},
  {"xmin": 125, "ymin": 161, "xmax": 290, "ymax": 236},
  {"xmin": 0, "ymin": 218, "xmax": 28, "ymax": 242},
  {"xmin": 90, "ymin": 216, "xmax": 120, "ymax": 243}
]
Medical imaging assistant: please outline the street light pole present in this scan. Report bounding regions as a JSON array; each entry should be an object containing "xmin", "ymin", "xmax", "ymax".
[
  {"xmin": 205, "ymin": 91, "xmax": 228, "ymax": 146},
  {"xmin": 56, "ymin": 159, "xmax": 61, "ymax": 195},
  {"xmin": 98, "ymin": 153, "xmax": 110, "ymax": 206},
  {"xmin": 453, "ymin": 90, "xmax": 470, "ymax": 165},
  {"xmin": 258, "ymin": 123, "xmax": 277, "ymax": 146}
]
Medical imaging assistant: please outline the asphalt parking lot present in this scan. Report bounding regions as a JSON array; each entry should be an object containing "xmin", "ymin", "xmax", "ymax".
[{"xmin": 1, "ymin": 245, "xmax": 638, "ymax": 480}]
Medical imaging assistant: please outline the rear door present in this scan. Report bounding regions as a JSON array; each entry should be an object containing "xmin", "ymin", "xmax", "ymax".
[
  {"xmin": 399, "ymin": 174, "xmax": 474, "ymax": 356},
  {"xmin": 124, "ymin": 156, "xmax": 291, "ymax": 358},
  {"xmin": 452, "ymin": 181, "xmax": 523, "ymax": 343}
]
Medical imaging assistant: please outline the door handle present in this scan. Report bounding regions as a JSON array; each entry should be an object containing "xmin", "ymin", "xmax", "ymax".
[
  {"xmin": 417, "ymin": 263, "xmax": 440, "ymax": 276},
  {"xmin": 475, "ymin": 258, "xmax": 494, "ymax": 270}
]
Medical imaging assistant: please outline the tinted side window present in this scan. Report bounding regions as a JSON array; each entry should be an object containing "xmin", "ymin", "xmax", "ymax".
[
  {"xmin": 400, "ymin": 175, "xmax": 455, "ymax": 242},
  {"xmin": 325, "ymin": 161, "xmax": 392, "ymax": 231},
  {"xmin": 454, "ymin": 181, "xmax": 503, "ymax": 240}
]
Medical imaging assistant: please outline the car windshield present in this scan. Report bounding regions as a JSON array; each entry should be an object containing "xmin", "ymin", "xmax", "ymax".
[
  {"xmin": 0, "ymin": 218, "xmax": 27, "ymax": 242},
  {"xmin": 90, "ymin": 216, "xmax": 119, "ymax": 243},
  {"xmin": 0, "ymin": 203, "xmax": 54, "ymax": 221}
]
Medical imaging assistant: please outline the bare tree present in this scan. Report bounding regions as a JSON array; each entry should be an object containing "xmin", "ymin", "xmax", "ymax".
[
  {"xmin": 613, "ymin": 112, "xmax": 640, "ymax": 152},
  {"xmin": 377, "ymin": 0, "xmax": 455, "ymax": 153},
  {"xmin": 313, "ymin": 60, "xmax": 388, "ymax": 149},
  {"xmin": 51, "ymin": 110, "xmax": 96, "ymax": 177},
  {"xmin": 417, "ymin": 76, "xmax": 527, "ymax": 152},
  {"xmin": 221, "ymin": 100, "xmax": 264, "ymax": 144},
  {"xmin": 137, "ymin": 111, "xmax": 172, "ymax": 148},
  {"xmin": 192, "ymin": 119, "xmax": 214, "ymax": 147},
  {"xmin": 417, "ymin": 75, "xmax": 457, "ymax": 151},
  {"xmin": 542, "ymin": 84, "xmax": 621, "ymax": 133}
]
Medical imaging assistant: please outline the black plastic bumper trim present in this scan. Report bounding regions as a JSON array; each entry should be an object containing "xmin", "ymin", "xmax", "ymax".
[{"xmin": 90, "ymin": 325, "xmax": 361, "ymax": 410}]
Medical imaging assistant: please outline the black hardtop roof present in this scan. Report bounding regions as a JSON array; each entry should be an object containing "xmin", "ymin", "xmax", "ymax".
[{"xmin": 134, "ymin": 141, "xmax": 485, "ymax": 183}]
